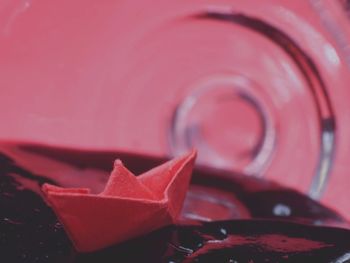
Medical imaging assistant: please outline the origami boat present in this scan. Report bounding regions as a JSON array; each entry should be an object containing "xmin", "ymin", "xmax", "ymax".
[{"xmin": 42, "ymin": 150, "xmax": 196, "ymax": 252}]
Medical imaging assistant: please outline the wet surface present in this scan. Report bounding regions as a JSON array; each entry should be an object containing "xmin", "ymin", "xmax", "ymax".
[{"xmin": 0, "ymin": 142, "xmax": 349, "ymax": 262}]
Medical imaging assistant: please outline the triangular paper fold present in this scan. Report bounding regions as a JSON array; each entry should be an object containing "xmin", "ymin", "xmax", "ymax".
[
  {"xmin": 42, "ymin": 150, "xmax": 196, "ymax": 252},
  {"xmin": 101, "ymin": 160, "xmax": 155, "ymax": 199}
]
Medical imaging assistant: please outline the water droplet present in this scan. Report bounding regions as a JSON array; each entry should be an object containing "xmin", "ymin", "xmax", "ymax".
[
  {"xmin": 54, "ymin": 222, "xmax": 63, "ymax": 231},
  {"xmin": 220, "ymin": 227, "xmax": 228, "ymax": 236},
  {"xmin": 2, "ymin": 217, "xmax": 22, "ymax": 225},
  {"xmin": 273, "ymin": 203, "xmax": 291, "ymax": 217},
  {"xmin": 197, "ymin": 242, "xmax": 203, "ymax": 248}
]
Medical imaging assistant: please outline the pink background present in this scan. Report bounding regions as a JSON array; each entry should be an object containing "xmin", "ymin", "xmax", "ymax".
[{"xmin": 1, "ymin": 0, "xmax": 350, "ymax": 219}]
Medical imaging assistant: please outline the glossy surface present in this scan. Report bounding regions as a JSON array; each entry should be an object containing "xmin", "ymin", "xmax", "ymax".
[
  {"xmin": 164, "ymin": 220, "xmax": 350, "ymax": 263},
  {"xmin": 0, "ymin": 142, "xmax": 349, "ymax": 262}
]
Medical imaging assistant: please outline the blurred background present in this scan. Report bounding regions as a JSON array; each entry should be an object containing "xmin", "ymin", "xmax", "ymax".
[{"xmin": 1, "ymin": 0, "xmax": 350, "ymax": 218}]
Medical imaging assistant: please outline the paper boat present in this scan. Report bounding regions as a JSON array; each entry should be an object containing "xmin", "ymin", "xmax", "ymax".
[{"xmin": 42, "ymin": 150, "xmax": 196, "ymax": 252}]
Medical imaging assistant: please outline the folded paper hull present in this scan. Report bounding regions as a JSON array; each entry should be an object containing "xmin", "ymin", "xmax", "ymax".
[{"xmin": 42, "ymin": 150, "xmax": 196, "ymax": 252}]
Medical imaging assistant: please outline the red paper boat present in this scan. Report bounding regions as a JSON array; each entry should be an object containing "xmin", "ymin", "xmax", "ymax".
[{"xmin": 42, "ymin": 150, "xmax": 196, "ymax": 252}]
